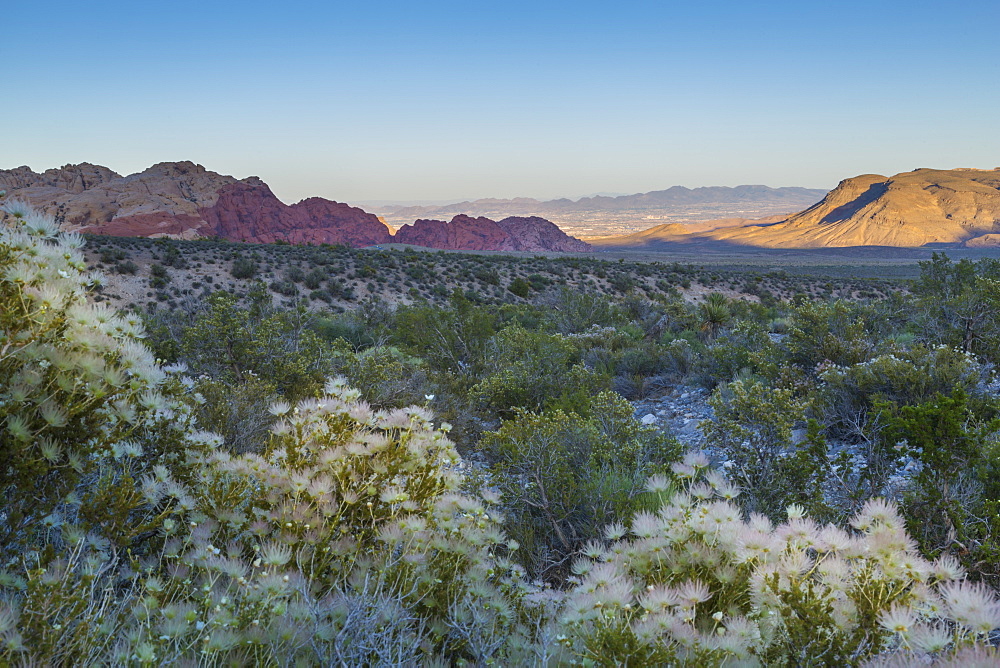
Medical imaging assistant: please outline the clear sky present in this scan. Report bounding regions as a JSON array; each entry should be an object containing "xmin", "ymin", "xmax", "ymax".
[{"xmin": 4, "ymin": 0, "xmax": 999, "ymax": 204}]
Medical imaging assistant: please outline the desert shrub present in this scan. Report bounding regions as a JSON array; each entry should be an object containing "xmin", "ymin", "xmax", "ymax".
[
  {"xmin": 787, "ymin": 300, "xmax": 874, "ymax": 368},
  {"xmin": 641, "ymin": 338, "xmax": 697, "ymax": 393},
  {"xmin": 174, "ymin": 290, "xmax": 334, "ymax": 399},
  {"xmin": 310, "ymin": 314, "xmax": 376, "ymax": 349},
  {"xmin": 99, "ymin": 247, "xmax": 126, "ymax": 263},
  {"xmin": 702, "ymin": 378, "xmax": 830, "ymax": 520},
  {"xmin": 698, "ymin": 320, "xmax": 783, "ymax": 388},
  {"xmin": 269, "ymin": 279, "xmax": 298, "ymax": 296},
  {"xmin": 231, "ymin": 257, "xmax": 258, "ymax": 279},
  {"xmin": 328, "ymin": 341, "xmax": 429, "ymax": 410},
  {"xmin": 539, "ymin": 289, "xmax": 627, "ymax": 334},
  {"xmin": 303, "ymin": 267, "xmax": 326, "ymax": 290},
  {"xmin": 114, "ymin": 259, "xmax": 139, "ymax": 274},
  {"xmin": 480, "ymin": 391, "xmax": 680, "ymax": 579},
  {"xmin": 556, "ymin": 462, "xmax": 1000, "ymax": 666},
  {"xmin": 284, "ymin": 265, "xmax": 305, "ymax": 283},
  {"xmin": 391, "ymin": 290, "xmax": 497, "ymax": 375},
  {"xmin": 876, "ymin": 390, "xmax": 1000, "ymax": 557},
  {"xmin": 910, "ymin": 255, "xmax": 1000, "ymax": 362},
  {"xmin": 470, "ymin": 326, "xmax": 608, "ymax": 420},
  {"xmin": 818, "ymin": 344, "xmax": 990, "ymax": 442},
  {"xmin": 508, "ymin": 276, "xmax": 530, "ymax": 298},
  {"xmin": 190, "ymin": 371, "xmax": 279, "ymax": 454}
]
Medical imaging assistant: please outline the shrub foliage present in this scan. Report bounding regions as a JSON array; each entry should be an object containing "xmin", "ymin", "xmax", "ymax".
[{"xmin": 2, "ymin": 201, "xmax": 1000, "ymax": 664}]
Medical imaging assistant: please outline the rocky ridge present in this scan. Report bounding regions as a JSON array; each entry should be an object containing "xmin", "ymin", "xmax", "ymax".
[
  {"xmin": 0, "ymin": 162, "xmax": 590, "ymax": 252},
  {"xmin": 596, "ymin": 168, "xmax": 1000, "ymax": 250},
  {"xmin": 394, "ymin": 214, "xmax": 591, "ymax": 252}
]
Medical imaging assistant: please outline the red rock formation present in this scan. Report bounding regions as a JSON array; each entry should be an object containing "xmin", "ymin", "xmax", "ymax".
[
  {"xmin": 393, "ymin": 214, "xmax": 591, "ymax": 252},
  {"xmin": 287, "ymin": 197, "xmax": 393, "ymax": 247},
  {"xmin": 2, "ymin": 162, "xmax": 393, "ymax": 247},
  {"xmin": 495, "ymin": 216, "xmax": 592, "ymax": 252},
  {"xmin": 198, "ymin": 183, "xmax": 392, "ymax": 246},
  {"xmin": 394, "ymin": 215, "xmax": 513, "ymax": 250},
  {"xmin": 1, "ymin": 161, "xmax": 590, "ymax": 251}
]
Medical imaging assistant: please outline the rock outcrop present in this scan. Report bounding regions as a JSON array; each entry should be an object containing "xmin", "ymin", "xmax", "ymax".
[
  {"xmin": 712, "ymin": 168, "xmax": 1000, "ymax": 248},
  {"xmin": 199, "ymin": 183, "xmax": 392, "ymax": 246},
  {"xmin": 394, "ymin": 214, "xmax": 591, "ymax": 252},
  {"xmin": 394, "ymin": 215, "xmax": 511, "ymax": 250},
  {"xmin": 0, "ymin": 162, "xmax": 591, "ymax": 252},
  {"xmin": 594, "ymin": 168, "xmax": 1000, "ymax": 250},
  {"xmin": 0, "ymin": 162, "xmax": 393, "ymax": 247}
]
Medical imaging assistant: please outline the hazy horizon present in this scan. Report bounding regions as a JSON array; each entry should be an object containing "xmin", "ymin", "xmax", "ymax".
[{"xmin": 6, "ymin": 0, "xmax": 998, "ymax": 204}]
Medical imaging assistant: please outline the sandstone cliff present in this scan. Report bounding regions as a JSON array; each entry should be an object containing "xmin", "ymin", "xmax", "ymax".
[
  {"xmin": 1, "ymin": 162, "xmax": 591, "ymax": 252},
  {"xmin": 394, "ymin": 214, "xmax": 591, "ymax": 252},
  {"xmin": 0, "ymin": 162, "xmax": 392, "ymax": 246}
]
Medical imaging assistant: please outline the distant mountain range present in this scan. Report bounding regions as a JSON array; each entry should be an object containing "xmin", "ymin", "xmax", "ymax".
[
  {"xmin": 375, "ymin": 185, "xmax": 828, "ymax": 223},
  {"xmin": 594, "ymin": 168, "xmax": 1000, "ymax": 250},
  {"xmin": 0, "ymin": 162, "xmax": 589, "ymax": 253}
]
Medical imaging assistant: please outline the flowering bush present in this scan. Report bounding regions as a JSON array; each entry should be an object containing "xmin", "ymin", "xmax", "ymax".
[
  {"xmin": 818, "ymin": 344, "xmax": 989, "ymax": 442},
  {"xmin": 0, "ymin": 200, "xmax": 213, "ymax": 562},
  {"xmin": 555, "ymin": 455, "xmax": 1000, "ymax": 666},
  {"xmin": 0, "ymin": 203, "xmax": 523, "ymax": 664}
]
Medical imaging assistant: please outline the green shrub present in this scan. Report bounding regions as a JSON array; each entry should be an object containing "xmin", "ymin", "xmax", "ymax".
[
  {"xmin": 818, "ymin": 344, "xmax": 989, "ymax": 442},
  {"xmin": 787, "ymin": 300, "xmax": 873, "ymax": 368},
  {"xmin": 508, "ymin": 276, "xmax": 531, "ymax": 298},
  {"xmin": 702, "ymin": 378, "xmax": 830, "ymax": 520},
  {"xmin": 877, "ymin": 390, "xmax": 1000, "ymax": 557},
  {"xmin": 231, "ymin": 257, "xmax": 258, "ymax": 279},
  {"xmin": 481, "ymin": 391, "xmax": 679, "ymax": 578},
  {"xmin": 699, "ymin": 320, "xmax": 783, "ymax": 387},
  {"xmin": 171, "ymin": 290, "xmax": 334, "ymax": 399},
  {"xmin": 303, "ymin": 267, "xmax": 326, "ymax": 290},
  {"xmin": 470, "ymin": 326, "xmax": 607, "ymax": 419},
  {"xmin": 329, "ymin": 341, "xmax": 429, "ymax": 410},
  {"xmin": 114, "ymin": 259, "xmax": 139, "ymax": 274}
]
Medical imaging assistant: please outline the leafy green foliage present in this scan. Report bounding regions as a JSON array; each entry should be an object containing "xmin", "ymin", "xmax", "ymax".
[
  {"xmin": 471, "ymin": 326, "xmax": 607, "ymax": 420},
  {"xmin": 230, "ymin": 256, "xmax": 258, "ymax": 279},
  {"xmin": 165, "ymin": 289, "xmax": 333, "ymax": 399},
  {"xmin": 481, "ymin": 392, "xmax": 679, "ymax": 578},
  {"xmin": 787, "ymin": 300, "xmax": 873, "ymax": 368},
  {"xmin": 702, "ymin": 379, "xmax": 829, "ymax": 520},
  {"xmin": 508, "ymin": 276, "xmax": 530, "ymax": 298},
  {"xmin": 878, "ymin": 390, "xmax": 1000, "ymax": 553}
]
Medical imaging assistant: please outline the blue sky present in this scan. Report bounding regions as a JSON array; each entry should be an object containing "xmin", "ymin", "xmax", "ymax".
[{"xmin": 5, "ymin": 1, "xmax": 999, "ymax": 204}]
